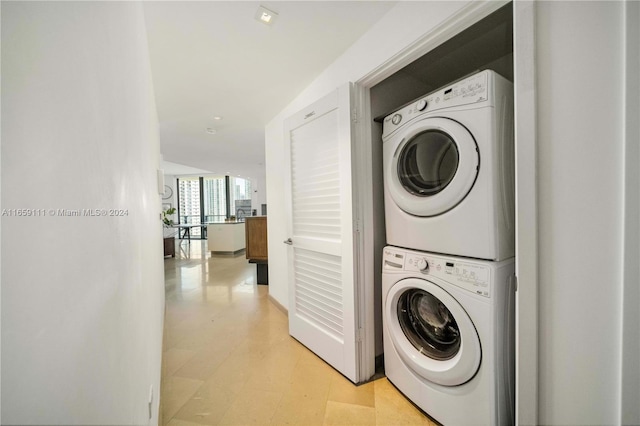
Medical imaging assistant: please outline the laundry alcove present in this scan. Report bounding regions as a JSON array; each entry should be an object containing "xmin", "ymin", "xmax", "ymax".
[{"xmin": 365, "ymin": 1, "xmax": 514, "ymax": 360}]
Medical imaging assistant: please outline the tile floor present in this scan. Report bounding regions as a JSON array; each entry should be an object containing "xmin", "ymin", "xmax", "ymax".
[{"xmin": 161, "ymin": 240, "xmax": 437, "ymax": 426}]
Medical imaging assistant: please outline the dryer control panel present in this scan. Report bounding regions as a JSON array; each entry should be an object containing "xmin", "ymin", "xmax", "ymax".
[
  {"xmin": 382, "ymin": 70, "xmax": 493, "ymax": 140},
  {"xmin": 383, "ymin": 246, "xmax": 492, "ymax": 298}
]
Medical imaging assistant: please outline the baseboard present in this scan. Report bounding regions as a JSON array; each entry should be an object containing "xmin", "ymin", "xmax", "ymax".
[{"xmin": 268, "ymin": 294, "xmax": 288, "ymax": 315}]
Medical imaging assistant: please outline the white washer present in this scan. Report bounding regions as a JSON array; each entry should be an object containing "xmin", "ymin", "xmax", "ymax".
[
  {"xmin": 382, "ymin": 246, "xmax": 515, "ymax": 425},
  {"xmin": 382, "ymin": 70, "xmax": 514, "ymax": 260}
]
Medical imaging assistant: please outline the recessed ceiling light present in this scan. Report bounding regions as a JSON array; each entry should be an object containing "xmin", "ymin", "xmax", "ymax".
[
  {"xmin": 213, "ymin": 116, "xmax": 223, "ymax": 121},
  {"xmin": 255, "ymin": 5, "xmax": 278, "ymax": 26},
  {"xmin": 206, "ymin": 128, "xmax": 217, "ymax": 134}
]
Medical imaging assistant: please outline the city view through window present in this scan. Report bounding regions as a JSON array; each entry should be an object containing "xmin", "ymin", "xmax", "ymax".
[{"xmin": 177, "ymin": 176, "xmax": 252, "ymax": 238}]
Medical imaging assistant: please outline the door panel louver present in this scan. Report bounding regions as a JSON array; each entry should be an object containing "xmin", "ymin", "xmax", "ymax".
[
  {"xmin": 285, "ymin": 84, "xmax": 360, "ymax": 383},
  {"xmin": 294, "ymin": 247, "xmax": 343, "ymax": 340},
  {"xmin": 290, "ymin": 109, "xmax": 341, "ymax": 241}
]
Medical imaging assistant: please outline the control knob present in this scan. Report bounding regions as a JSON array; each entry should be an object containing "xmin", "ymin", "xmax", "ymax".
[
  {"xmin": 416, "ymin": 99, "xmax": 428, "ymax": 111},
  {"xmin": 391, "ymin": 114, "xmax": 402, "ymax": 125},
  {"xmin": 417, "ymin": 258, "xmax": 429, "ymax": 272}
]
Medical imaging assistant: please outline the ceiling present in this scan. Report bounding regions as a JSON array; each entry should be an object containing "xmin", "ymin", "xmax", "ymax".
[{"xmin": 143, "ymin": 1, "xmax": 396, "ymax": 179}]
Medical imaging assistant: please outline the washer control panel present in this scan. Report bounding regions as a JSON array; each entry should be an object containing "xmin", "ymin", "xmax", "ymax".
[
  {"xmin": 382, "ymin": 70, "xmax": 491, "ymax": 140},
  {"xmin": 383, "ymin": 247, "xmax": 491, "ymax": 298}
]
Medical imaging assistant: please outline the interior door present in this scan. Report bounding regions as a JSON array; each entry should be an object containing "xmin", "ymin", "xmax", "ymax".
[{"xmin": 284, "ymin": 83, "xmax": 360, "ymax": 383}]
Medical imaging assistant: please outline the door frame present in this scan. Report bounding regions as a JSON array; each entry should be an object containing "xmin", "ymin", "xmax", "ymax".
[{"xmin": 352, "ymin": 1, "xmax": 538, "ymax": 424}]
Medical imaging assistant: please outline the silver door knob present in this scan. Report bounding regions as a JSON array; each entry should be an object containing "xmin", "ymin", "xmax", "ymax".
[{"xmin": 283, "ymin": 238, "xmax": 293, "ymax": 245}]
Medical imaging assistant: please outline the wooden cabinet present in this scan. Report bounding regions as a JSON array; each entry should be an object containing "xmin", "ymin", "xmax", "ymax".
[
  {"xmin": 245, "ymin": 217, "xmax": 268, "ymax": 261},
  {"xmin": 245, "ymin": 217, "xmax": 268, "ymax": 285},
  {"xmin": 163, "ymin": 237, "xmax": 175, "ymax": 257}
]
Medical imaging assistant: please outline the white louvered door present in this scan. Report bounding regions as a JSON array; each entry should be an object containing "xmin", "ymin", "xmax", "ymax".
[{"xmin": 284, "ymin": 84, "xmax": 359, "ymax": 383}]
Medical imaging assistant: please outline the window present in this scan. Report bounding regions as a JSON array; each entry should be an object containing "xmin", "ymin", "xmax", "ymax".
[
  {"xmin": 229, "ymin": 177, "xmax": 252, "ymax": 221},
  {"xmin": 178, "ymin": 177, "xmax": 202, "ymax": 237},
  {"xmin": 177, "ymin": 175, "xmax": 254, "ymax": 238},
  {"xmin": 203, "ymin": 176, "xmax": 226, "ymax": 223}
]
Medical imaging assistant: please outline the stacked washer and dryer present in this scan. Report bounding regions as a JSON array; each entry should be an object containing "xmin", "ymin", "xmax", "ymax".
[{"xmin": 381, "ymin": 70, "xmax": 516, "ymax": 425}]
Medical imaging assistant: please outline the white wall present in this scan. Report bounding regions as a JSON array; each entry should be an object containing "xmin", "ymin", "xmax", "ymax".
[
  {"xmin": 1, "ymin": 3, "xmax": 164, "ymax": 424},
  {"xmin": 253, "ymin": 170, "xmax": 267, "ymax": 212},
  {"xmin": 162, "ymin": 174, "xmax": 178, "ymax": 238},
  {"xmin": 163, "ymin": 174, "xmax": 178, "ymax": 209},
  {"xmin": 535, "ymin": 2, "xmax": 628, "ymax": 424},
  {"xmin": 621, "ymin": 2, "xmax": 640, "ymax": 424},
  {"xmin": 265, "ymin": 0, "xmax": 469, "ymax": 308}
]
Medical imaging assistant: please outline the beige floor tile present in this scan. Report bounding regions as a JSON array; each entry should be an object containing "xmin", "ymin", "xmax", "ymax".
[
  {"xmin": 328, "ymin": 375, "xmax": 375, "ymax": 408},
  {"xmin": 172, "ymin": 342, "xmax": 236, "ymax": 381},
  {"xmin": 259, "ymin": 336, "xmax": 305, "ymax": 365},
  {"xmin": 163, "ymin": 326, "xmax": 190, "ymax": 351},
  {"xmin": 198, "ymin": 350, "xmax": 260, "ymax": 397},
  {"xmin": 269, "ymin": 389, "xmax": 328, "ymax": 426},
  {"xmin": 173, "ymin": 328, "xmax": 245, "ymax": 352},
  {"xmin": 161, "ymin": 376, "xmax": 204, "ymax": 421},
  {"xmin": 173, "ymin": 384, "xmax": 238, "ymax": 425},
  {"xmin": 297, "ymin": 348, "xmax": 343, "ymax": 379},
  {"xmin": 163, "ymin": 348, "xmax": 197, "ymax": 377},
  {"xmin": 168, "ymin": 312, "xmax": 209, "ymax": 330},
  {"xmin": 288, "ymin": 357, "xmax": 334, "ymax": 399},
  {"xmin": 242, "ymin": 354, "xmax": 298, "ymax": 393},
  {"xmin": 217, "ymin": 388, "xmax": 283, "ymax": 426},
  {"xmin": 323, "ymin": 400, "xmax": 377, "ymax": 426},
  {"xmin": 167, "ymin": 419, "xmax": 212, "ymax": 426},
  {"xmin": 373, "ymin": 378, "xmax": 433, "ymax": 426}
]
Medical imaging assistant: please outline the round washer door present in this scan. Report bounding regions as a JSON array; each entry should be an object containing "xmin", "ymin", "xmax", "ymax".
[
  {"xmin": 386, "ymin": 117, "xmax": 479, "ymax": 217},
  {"xmin": 385, "ymin": 277, "xmax": 481, "ymax": 386}
]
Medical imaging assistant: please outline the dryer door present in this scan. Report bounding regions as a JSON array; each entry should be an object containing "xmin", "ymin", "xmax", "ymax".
[
  {"xmin": 386, "ymin": 117, "xmax": 479, "ymax": 217},
  {"xmin": 385, "ymin": 277, "xmax": 481, "ymax": 386}
]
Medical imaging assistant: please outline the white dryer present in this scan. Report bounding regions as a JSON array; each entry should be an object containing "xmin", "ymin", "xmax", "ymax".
[
  {"xmin": 382, "ymin": 70, "xmax": 514, "ymax": 260},
  {"xmin": 382, "ymin": 246, "xmax": 515, "ymax": 425}
]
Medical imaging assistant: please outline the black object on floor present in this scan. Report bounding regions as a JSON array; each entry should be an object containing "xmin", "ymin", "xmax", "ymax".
[{"xmin": 249, "ymin": 259, "xmax": 268, "ymax": 285}]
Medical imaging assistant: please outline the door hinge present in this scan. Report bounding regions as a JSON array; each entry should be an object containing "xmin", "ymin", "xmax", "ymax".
[
  {"xmin": 351, "ymin": 107, "xmax": 358, "ymax": 123},
  {"xmin": 353, "ymin": 219, "xmax": 361, "ymax": 233},
  {"xmin": 356, "ymin": 328, "xmax": 364, "ymax": 342},
  {"xmin": 512, "ymin": 274, "xmax": 518, "ymax": 291}
]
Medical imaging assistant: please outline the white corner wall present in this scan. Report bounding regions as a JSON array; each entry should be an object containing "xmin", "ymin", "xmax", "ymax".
[
  {"xmin": 621, "ymin": 2, "xmax": 640, "ymax": 424},
  {"xmin": 1, "ymin": 2, "xmax": 164, "ymax": 424},
  {"xmin": 253, "ymin": 170, "xmax": 268, "ymax": 211},
  {"xmin": 265, "ymin": 1, "xmax": 469, "ymax": 308},
  {"xmin": 535, "ymin": 2, "xmax": 627, "ymax": 424}
]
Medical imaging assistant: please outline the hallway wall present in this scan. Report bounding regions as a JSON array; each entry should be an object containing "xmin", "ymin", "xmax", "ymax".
[
  {"xmin": 1, "ymin": 2, "xmax": 164, "ymax": 424},
  {"xmin": 534, "ymin": 2, "xmax": 629, "ymax": 424}
]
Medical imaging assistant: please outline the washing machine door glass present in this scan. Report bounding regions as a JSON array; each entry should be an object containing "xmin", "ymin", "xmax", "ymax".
[
  {"xmin": 397, "ymin": 289, "xmax": 461, "ymax": 360},
  {"xmin": 386, "ymin": 278, "xmax": 481, "ymax": 386},
  {"xmin": 387, "ymin": 117, "xmax": 479, "ymax": 217},
  {"xmin": 398, "ymin": 130, "xmax": 459, "ymax": 197}
]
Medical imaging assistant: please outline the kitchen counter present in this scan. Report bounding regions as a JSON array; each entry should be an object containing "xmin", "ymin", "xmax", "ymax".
[
  {"xmin": 206, "ymin": 220, "xmax": 245, "ymax": 225},
  {"xmin": 207, "ymin": 222, "xmax": 245, "ymax": 254}
]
